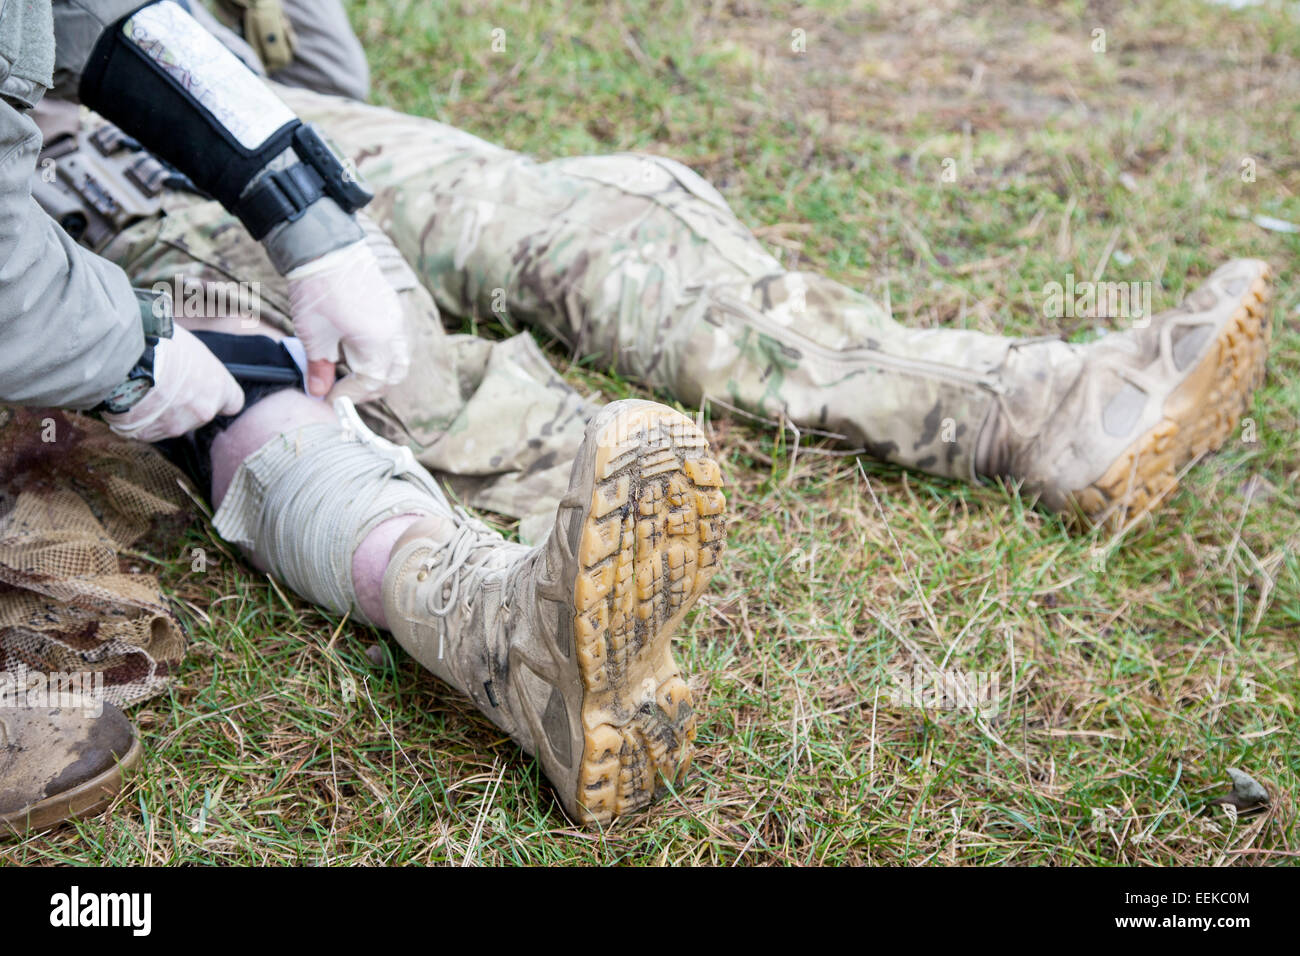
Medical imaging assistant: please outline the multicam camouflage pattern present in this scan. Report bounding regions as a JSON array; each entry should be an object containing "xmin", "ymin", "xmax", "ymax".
[
  {"xmin": 0, "ymin": 407, "xmax": 190, "ymax": 708},
  {"xmin": 97, "ymin": 84, "xmax": 1033, "ymax": 535},
  {"xmin": 100, "ymin": 182, "xmax": 599, "ymax": 542},
  {"xmin": 274, "ymin": 86, "xmax": 1024, "ymax": 485}
]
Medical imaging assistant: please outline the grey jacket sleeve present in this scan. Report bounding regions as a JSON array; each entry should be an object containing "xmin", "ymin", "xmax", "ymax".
[
  {"xmin": 0, "ymin": 97, "xmax": 142, "ymax": 408},
  {"xmin": 269, "ymin": 0, "xmax": 369, "ymax": 102},
  {"xmin": 49, "ymin": 0, "xmax": 140, "ymax": 100}
]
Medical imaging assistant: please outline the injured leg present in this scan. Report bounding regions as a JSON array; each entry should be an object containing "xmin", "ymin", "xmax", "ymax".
[
  {"xmin": 209, "ymin": 389, "xmax": 449, "ymax": 628},
  {"xmin": 209, "ymin": 389, "xmax": 430, "ymax": 628},
  {"xmin": 202, "ymin": 375, "xmax": 729, "ymax": 824}
]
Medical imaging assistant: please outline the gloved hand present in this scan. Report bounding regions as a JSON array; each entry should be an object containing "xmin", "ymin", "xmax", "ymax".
[
  {"xmin": 103, "ymin": 325, "xmax": 245, "ymax": 442},
  {"xmin": 286, "ymin": 240, "xmax": 410, "ymax": 402}
]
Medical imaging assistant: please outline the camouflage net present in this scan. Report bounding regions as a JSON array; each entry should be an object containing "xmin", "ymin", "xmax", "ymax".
[{"xmin": 0, "ymin": 408, "xmax": 192, "ymax": 708}]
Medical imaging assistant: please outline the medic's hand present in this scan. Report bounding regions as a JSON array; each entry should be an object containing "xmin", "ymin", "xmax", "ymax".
[
  {"xmin": 286, "ymin": 240, "xmax": 409, "ymax": 402},
  {"xmin": 104, "ymin": 325, "xmax": 245, "ymax": 442}
]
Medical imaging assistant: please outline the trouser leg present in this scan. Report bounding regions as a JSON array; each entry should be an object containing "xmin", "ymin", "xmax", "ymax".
[{"xmin": 281, "ymin": 86, "xmax": 1025, "ymax": 482}]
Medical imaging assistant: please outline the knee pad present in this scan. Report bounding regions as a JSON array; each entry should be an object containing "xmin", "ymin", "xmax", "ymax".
[{"xmin": 211, "ymin": 398, "xmax": 451, "ymax": 624}]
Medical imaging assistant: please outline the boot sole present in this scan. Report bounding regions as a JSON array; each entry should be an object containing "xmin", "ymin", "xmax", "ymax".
[
  {"xmin": 565, "ymin": 402, "xmax": 726, "ymax": 824},
  {"xmin": 1073, "ymin": 264, "xmax": 1272, "ymax": 528},
  {"xmin": 0, "ymin": 734, "xmax": 142, "ymax": 835}
]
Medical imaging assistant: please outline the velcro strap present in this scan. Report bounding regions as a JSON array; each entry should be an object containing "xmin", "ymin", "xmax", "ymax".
[{"xmin": 236, "ymin": 162, "xmax": 326, "ymax": 239}]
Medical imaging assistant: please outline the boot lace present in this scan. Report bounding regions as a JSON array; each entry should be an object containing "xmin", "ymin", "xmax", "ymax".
[{"xmin": 417, "ymin": 508, "xmax": 533, "ymax": 661}]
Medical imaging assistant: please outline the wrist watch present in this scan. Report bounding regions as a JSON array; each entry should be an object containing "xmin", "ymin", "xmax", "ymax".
[{"xmin": 93, "ymin": 287, "xmax": 175, "ymax": 415}]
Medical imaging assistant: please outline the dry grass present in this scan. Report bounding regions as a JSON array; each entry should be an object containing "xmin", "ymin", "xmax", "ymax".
[{"xmin": 4, "ymin": 0, "xmax": 1298, "ymax": 865}]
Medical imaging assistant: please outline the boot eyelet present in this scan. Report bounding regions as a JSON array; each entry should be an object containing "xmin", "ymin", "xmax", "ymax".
[{"xmin": 417, "ymin": 570, "xmax": 428, "ymax": 581}]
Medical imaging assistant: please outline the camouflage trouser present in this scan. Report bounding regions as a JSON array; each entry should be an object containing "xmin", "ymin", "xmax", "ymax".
[
  {"xmin": 102, "ymin": 85, "xmax": 1027, "ymax": 537},
  {"xmin": 101, "ymin": 184, "xmax": 598, "ymax": 543},
  {"xmin": 277, "ymin": 85, "xmax": 1026, "ymax": 485}
]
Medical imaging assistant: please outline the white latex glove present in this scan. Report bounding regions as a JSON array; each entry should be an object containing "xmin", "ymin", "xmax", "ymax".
[
  {"xmin": 286, "ymin": 240, "xmax": 409, "ymax": 402},
  {"xmin": 103, "ymin": 324, "xmax": 245, "ymax": 442}
]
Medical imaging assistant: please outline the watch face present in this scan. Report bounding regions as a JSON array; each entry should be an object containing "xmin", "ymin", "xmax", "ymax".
[{"xmin": 106, "ymin": 376, "xmax": 154, "ymax": 414}]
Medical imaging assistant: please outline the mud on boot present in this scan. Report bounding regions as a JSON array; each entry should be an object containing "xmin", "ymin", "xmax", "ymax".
[
  {"xmin": 0, "ymin": 700, "xmax": 142, "ymax": 834},
  {"xmin": 382, "ymin": 399, "xmax": 727, "ymax": 824}
]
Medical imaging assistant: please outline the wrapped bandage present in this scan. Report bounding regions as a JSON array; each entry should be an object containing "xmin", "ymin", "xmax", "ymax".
[{"xmin": 212, "ymin": 399, "xmax": 451, "ymax": 624}]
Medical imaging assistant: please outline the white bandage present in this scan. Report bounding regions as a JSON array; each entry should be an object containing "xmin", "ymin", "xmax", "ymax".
[{"xmin": 212, "ymin": 398, "xmax": 450, "ymax": 624}]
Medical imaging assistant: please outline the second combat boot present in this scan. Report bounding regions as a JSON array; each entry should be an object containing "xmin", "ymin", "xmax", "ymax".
[
  {"xmin": 1, "ymin": 699, "xmax": 142, "ymax": 834},
  {"xmin": 382, "ymin": 399, "xmax": 727, "ymax": 824},
  {"xmin": 976, "ymin": 259, "xmax": 1272, "ymax": 526}
]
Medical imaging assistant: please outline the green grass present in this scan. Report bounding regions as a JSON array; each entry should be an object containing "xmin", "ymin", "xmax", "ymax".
[{"xmin": 5, "ymin": 0, "xmax": 1299, "ymax": 865}]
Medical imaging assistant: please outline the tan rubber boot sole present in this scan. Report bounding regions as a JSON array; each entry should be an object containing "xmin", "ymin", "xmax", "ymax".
[
  {"xmin": 566, "ymin": 402, "xmax": 726, "ymax": 823},
  {"xmin": 1073, "ymin": 265, "xmax": 1272, "ymax": 529},
  {"xmin": 0, "ymin": 735, "xmax": 142, "ymax": 835}
]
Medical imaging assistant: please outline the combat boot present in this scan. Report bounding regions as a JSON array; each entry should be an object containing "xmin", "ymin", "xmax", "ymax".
[
  {"xmin": 976, "ymin": 259, "xmax": 1272, "ymax": 526},
  {"xmin": 382, "ymin": 399, "xmax": 726, "ymax": 824},
  {"xmin": 0, "ymin": 700, "xmax": 142, "ymax": 833}
]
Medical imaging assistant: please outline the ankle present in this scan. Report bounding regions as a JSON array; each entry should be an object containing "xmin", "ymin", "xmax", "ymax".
[
  {"xmin": 389, "ymin": 514, "xmax": 459, "ymax": 558},
  {"xmin": 352, "ymin": 514, "xmax": 430, "ymax": 629}
]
